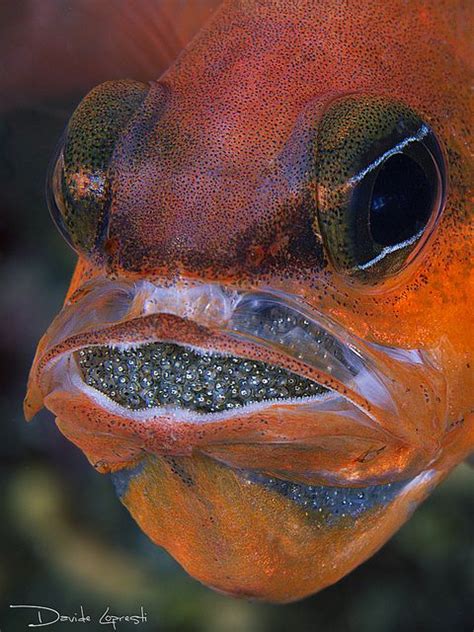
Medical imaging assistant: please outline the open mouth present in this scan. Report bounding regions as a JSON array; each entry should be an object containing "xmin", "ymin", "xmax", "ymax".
[
  {"xmin": 76, "ymin": 342, "xmax": 328, "ymax": 414},
  {"xmin": 26, "ymin": 281, "xmax": 437, "ymax": 485},
  {"xmin": 28, "ymin": 282, "xmax": 379, "ymax": 424}
]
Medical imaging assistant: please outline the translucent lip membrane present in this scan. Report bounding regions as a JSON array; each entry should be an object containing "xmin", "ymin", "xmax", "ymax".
[
  {"xmin": 40, "ymin": 280, "xmax": 391, "ymax": 418},
  {"xmin": 226, "ymin": 294, "xmax": 361, "ymax": 382},
  {"xmin": 76, "ymin": 342, "xmax": 328, "ymax": 414}
]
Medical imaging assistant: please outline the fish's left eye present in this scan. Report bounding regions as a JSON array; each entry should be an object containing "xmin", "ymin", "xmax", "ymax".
[
  {"xmin": 313, "ymin": 95, "xmax": 446, "ymax": 282},
  {"xmin": 47, "ymin": 79, "xmax": 149, "ymax": 257}
]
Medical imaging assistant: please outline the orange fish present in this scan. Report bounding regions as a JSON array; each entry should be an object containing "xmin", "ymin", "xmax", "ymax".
[{"xmin": 25, "ymin": 0, "xmax": 473, "ymax": 602}]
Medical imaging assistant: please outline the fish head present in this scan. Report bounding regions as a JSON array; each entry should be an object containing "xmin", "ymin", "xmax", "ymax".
[{"xmin": 25, "ymin": 0, "xmax": 472, "ymax": 602}]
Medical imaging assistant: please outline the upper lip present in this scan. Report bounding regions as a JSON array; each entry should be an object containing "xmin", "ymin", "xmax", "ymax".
[{"xmin": 25, "ymin": 278, "xmax": 370, "ymax": 414}]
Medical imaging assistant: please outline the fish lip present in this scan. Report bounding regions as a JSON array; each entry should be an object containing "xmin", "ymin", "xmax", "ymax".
[
  {"xmin": 25, "ymin": 278, "xmax": 443, "ymax": 445},
  {"xmin": 24, "ymin": 278, "xmax": 379, "ymax": 418},
  {"xmin": 34, "ymin": 315, "xmax": 404, "ymax": 485},
  {"xmin": 29, "ymin": 310, "xmax": 344, "ymax": 419},
  {"xmin": 24, "ymin": 278, "xmax": 448, "ymax": 485}
]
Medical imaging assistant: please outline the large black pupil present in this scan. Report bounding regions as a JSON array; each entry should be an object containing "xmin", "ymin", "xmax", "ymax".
[{"xmin": 369, "ymin": 153, "xmax": 434, "ymax": 246}]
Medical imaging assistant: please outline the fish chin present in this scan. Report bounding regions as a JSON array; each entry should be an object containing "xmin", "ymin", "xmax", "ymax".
[{"xmin": 108, "ymin": 452, "xmax": 440, "ymax": 602}]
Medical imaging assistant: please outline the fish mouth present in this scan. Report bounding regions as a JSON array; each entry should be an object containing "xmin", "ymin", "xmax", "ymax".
[
  {"xmin": 27, "ymin": 282, "xmax": 382, "ymax": 438},
  {"xmin": 76, "ymin": 341, "xmax": 328, "ymax": 414},
  {"xmin": 25, "ymin": 279, "xmax": 445, "ymax": 484},
  {"xmin": 69, "ymin": 290, "xmax": 364, "ymax": 415},
  {"xmin": 27, "ymin": 281, "xmax": 370, "ymax": 418}
]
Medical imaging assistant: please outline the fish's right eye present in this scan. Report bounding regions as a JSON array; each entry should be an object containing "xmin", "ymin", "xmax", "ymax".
[
  {"xmin": 47, "ymin": 79, "xmax": 149, "ymax": 257},
  {"xmin": 312, "ymin": 95, "xmax": 446, "ymax": 283}
]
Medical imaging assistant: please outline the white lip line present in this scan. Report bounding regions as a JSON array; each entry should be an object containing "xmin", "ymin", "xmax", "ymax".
[
  {"xmin": 38, "ymin": 299, "xmax": 397, "ymax": 430},
  {"xmin": 41, "ymin": 281, "xmax": 369, "ymax": 406},
  {"xmin": 50, "ymin": 352, "xmax": 336, "ymax": 424},
  {"xmin": 34, "ymin": 281, "xmax": 448, "ymax": 446}
]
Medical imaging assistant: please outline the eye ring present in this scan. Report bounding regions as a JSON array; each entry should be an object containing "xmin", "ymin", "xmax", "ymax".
[
  {"xmin": 313, "ymin": 95, "xmax": 446, "ymax": 283},
  {"xmin": 45, "ymin": 79, "xmax": 149, "ymax": 258},
  {"xmin": 46, "ymin": 136, "xmax": 77, "ymax": 253}
]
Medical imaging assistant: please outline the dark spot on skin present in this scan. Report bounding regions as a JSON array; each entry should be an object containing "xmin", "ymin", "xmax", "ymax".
[
  {"xmin": 104, "ymin": 236, "xmax": 120, "ymax": 259},
  {"xmin": 163, "ymin": 456, "xmax": 194, "ymax": 487},
  {"xmin": 448, "ymin": 416, "xmax": 466, "ymax": 430},
  {"xmin": 111, "ymin": 460, "xmax": 146, "ymax": 498},
  {"xmin": 357, "ymin": 446, "xmax": 386, "ymax": 463}
]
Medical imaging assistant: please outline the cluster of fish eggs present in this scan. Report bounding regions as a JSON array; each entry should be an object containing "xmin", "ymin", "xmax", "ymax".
[
  {"xmin": 230, "ymin": 303, "xmax": 353, "ymax": 372},
  {"xmin": 76, "ymin": 342, "xmax": 326, "ymax": 413},
  {"xmin": 247, "ymin": 472, "xmax": 406, "ymax": 523}
]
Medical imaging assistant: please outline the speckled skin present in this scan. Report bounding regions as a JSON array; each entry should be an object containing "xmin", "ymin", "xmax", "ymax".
[{"xmin": 26, "ymin": 0, "xmax": 473, "ymax": 602}]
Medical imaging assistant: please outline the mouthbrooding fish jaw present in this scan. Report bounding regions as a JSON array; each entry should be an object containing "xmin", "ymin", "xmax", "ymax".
[
  {"xmin": 25, "ymin": 279, "xmax": 449, "ymax": 479},
  {"xmin": 24, "ymin": 279, "xmax": 452, "ymax": 601},
  {"xmin": 25, "ymin": 275, "xmax": 470, "ymax": 601}
]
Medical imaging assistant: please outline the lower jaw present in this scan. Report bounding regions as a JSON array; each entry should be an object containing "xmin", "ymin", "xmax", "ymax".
[
  {"xmin": 39, "ymin": 333, "xmax": 431, "ymax": 488},
  {"xmin": 112, "ymin": 451, "xmax": 438, "ymax": 603},
  {"xmin": 29, "ymin": 306, "xmax": 444, "ymax": 487}
]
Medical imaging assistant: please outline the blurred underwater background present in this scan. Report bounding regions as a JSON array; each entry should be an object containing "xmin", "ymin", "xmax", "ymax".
[{"xmin": 0, "ymin": 2, "xmax": 472, "ymax": 631}]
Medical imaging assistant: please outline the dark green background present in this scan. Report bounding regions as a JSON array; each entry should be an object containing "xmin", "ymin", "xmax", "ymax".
[{"xmin": 0, "ymin": 7, "xmax": 472, "ymax": 631}]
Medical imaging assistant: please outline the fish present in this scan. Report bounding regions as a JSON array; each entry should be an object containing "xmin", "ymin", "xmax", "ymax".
[{"xmin": 24, "ymin": 0, "xmax": 473, "ymax": 603}]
